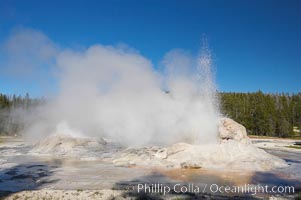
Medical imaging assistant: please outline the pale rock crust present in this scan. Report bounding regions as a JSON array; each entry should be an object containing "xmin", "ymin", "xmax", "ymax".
[
  {"xmin": 30, "ymin": 133, "xmax": 106, "ymax": 157},
  {"xmin": 219, "ymin": 117, "xmax": 251, "ymax": 144},
  {"xmin": 113, "ymin": 118, "xmax": 287, "ymax": 171},
  {"xmin": 30, "ymin": 118, "xmax": 288, "ymax": 171}
]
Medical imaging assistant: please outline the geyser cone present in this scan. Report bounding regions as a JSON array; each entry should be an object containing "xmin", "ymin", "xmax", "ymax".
[{"xmin": 113, "ymin": 118, "xmax": 287, "ymax": 171}]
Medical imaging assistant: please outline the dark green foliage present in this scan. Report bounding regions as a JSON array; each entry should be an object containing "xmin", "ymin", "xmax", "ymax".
[
  {"xmin": 220, "ymin": 91, "xmax": 301, "ymax": 137},
  {"xmin": 0, "ymin": 93, "xmax": 44, "ymax": 135},
  {"xmin": 0, "ymin": 91, "xmax": 301, "ymax": 137}
]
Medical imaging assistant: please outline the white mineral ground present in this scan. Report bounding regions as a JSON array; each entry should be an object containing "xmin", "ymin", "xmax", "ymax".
[
  {"xmin": 0, "ymin": 118, "xmax": 301, "ymax": 199},
  {"xmin": 28, "ymin": 118, "xmax": 288, "ymax": 171},
  {"xmin": 112, "ymin": 118, "xmax": 287, "ymax": 171}
]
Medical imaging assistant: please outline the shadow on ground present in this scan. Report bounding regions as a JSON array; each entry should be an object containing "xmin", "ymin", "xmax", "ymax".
[
  {"xmin": 251, "ymin": 171, "xmax": 301, "ymax": 192},
  {"xmin": 0, "ymin": 160, "xmax": 61, "ymax": 199},
  {"xmin": 113, "ymin": 171, "xmax": 258, "ymax": 200}
]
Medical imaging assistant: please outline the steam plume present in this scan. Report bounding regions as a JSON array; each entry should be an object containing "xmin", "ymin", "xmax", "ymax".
[{"xmin": 4, "ymin": 29, "xmax": 220, "ymax": 146}]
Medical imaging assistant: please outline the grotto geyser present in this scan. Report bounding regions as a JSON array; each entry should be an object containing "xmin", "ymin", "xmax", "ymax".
[{"xmin": 28, "ymin": 43, "xmax": 286, "ymax": 171}]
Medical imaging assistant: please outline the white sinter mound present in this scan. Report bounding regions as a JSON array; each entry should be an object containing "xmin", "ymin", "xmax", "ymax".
[
  {"xmin": 30, "ymin": 123, "xmax": 106, "ymax": 160},
  {"xmin": 30, "ymin": 119, "xmax": 287, "ymax": 171},
  {"xmin": 113, "ymin": 118, "xmax": 287, "ymax": 171},
  {"xmin": 31, "ymin": 133, "xmax": 106, "ymax": 155}
]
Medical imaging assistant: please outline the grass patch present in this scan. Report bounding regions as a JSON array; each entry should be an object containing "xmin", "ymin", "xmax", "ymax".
[
  {"xmin": 249, "ymin": 135, "xmax": 301, "ymax": 140},
  {"xmin": 286, "ymin": 145, "xmax": 301, "ymax": 149},
  {"xmin": 93, "ymin": 191, "xmax": 103, "ymax": 196},
  {"xmin": 0, "ymin": 136, "xmax": 5, "ymax": 143}
]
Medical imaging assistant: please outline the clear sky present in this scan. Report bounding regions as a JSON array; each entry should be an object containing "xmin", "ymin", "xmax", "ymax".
[{"xmin": 0, "ymin": 0, "xmax": 300, "ymax": 96}]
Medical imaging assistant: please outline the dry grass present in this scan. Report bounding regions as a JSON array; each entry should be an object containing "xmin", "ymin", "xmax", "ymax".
[
  {"xmin": 249, "ymin": 135, "xmax": 301, "ymax": 140},
  {"xmin": 286, "ymin": 145, "xmax": 301, "ymax": 149}
]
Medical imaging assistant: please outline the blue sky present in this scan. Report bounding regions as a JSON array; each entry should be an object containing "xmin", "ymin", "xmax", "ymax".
[{"xmin": 0, "ymin": 0, "xmax": 300, "ymax": 96}]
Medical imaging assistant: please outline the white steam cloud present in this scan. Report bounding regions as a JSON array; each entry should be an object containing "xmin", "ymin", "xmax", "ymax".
[{"xmin": 3, "ymin": 29, "xmax": 220, "ymax": 146}]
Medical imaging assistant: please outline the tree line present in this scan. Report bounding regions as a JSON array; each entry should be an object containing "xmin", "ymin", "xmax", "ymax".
[
  {"xmin": 220, "ymin": 91, "xmax": 301, "ymax": 137},
  {"xmin": 0, "ymin": 93, "xmax": 44, "ymax": 135},
  {"xmin": 0, "ymin": 91, "xmax": 301, "ymax": 137}
]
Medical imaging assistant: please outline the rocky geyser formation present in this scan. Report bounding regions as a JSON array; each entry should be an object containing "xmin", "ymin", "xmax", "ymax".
[
  {"xmin": 113, "ymin": 118, "xmax": 287, "ymax": 171},
  {"xmin": 30, "ymin": 118, "xmax": 287, "ymax": 171},
  {"xmin": 30, "ymin": 133, "xmax": 106, "ymax": 159}
]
